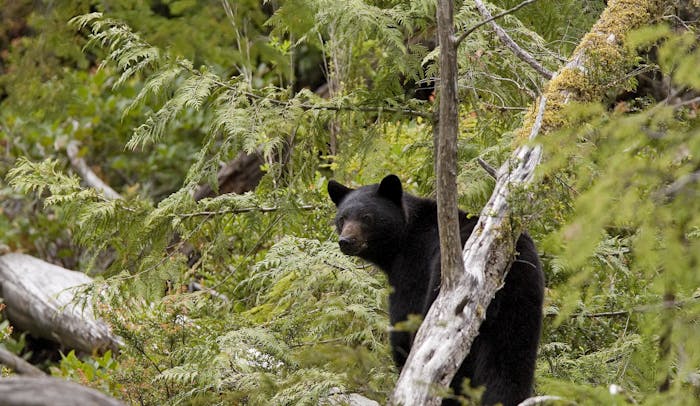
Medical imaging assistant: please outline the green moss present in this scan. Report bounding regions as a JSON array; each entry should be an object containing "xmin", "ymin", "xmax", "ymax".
[{"xmin": 516, "ymin": 0, "xmax": 664, "ymax": 141}]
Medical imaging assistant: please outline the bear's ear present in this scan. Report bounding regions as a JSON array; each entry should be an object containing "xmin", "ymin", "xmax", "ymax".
[
  {"xmin": 328, "ymin": 180, "xmax": 353, "ymax": 206},
  {"xmin": 378, "ymin": 174, "xmax": 403, "ymax": 206}
]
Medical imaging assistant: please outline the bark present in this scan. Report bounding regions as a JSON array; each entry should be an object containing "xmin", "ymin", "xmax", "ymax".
[
  {"xmin": 391, "ymin": 0, "xmax": 664, "ymax": 404},
  {"xmin": 435, "ymin": 0, "xmax": 464, "ymax": 291},
  {"xmin": 0, "ymin": 377, "xmax": 124, "ymax": 406},
  {"xmin": 0, "ymin": 253, "xmax": 120, "ymax": 354}
]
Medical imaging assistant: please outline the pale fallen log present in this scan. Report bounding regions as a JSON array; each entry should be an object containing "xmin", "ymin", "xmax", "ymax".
[
  {"xmin": 0, "ymin": 377, "xmax": 124, "ymax": 406},
  {"xmin": 0, "ymin": 253, "xmax": 119, "ymax": 354}
]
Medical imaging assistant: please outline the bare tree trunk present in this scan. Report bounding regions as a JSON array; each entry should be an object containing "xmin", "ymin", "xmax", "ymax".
[
  {"xmin": 434, "ymin": 0, "xmax": 464, "ymax": 290},
  {"xmin": 391, "ymin": 0, "xmax": 664, "ymax": 404}
]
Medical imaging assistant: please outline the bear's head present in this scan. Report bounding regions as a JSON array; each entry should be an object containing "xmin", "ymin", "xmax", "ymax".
[{"xmin": 327, "ymin": 174, "xmax": 406, "ymax": 265}]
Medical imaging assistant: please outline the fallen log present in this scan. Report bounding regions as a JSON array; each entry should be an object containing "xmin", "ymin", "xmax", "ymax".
[
  {"xmin": 0, "ymin": 377, "xmax": 124, "ymax": 406},
  {"xmin": 0, "ymin": 347, "xmax": 46, "ymax": 377},
  {"xmin": 0, "ymin": 253, "xmax": 119, "ymax": 354}
]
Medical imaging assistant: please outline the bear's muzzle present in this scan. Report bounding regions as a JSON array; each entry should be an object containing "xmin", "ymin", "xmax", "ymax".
[
  {"xmin": 339, "ymin": 236, "xmax": 365, "ymax": 255},
  {"xmin": 337, "ymin": 220, "xmax": 367, "ymax": 256}
]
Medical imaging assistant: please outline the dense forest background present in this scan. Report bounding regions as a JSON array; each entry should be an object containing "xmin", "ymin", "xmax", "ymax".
[{"xmin": 1, "ymin": 0, "xmax": 699, "ymax": 405}]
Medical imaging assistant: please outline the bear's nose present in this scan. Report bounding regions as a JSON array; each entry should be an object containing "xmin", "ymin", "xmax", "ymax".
[{"xmin": 338, "ymin": 236, "xmax": 358, "ymax": 254}]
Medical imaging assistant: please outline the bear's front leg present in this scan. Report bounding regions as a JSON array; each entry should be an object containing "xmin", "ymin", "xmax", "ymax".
[{"xmin": 389, "ymin": 330, "xmax": 412, "ymax": 370}]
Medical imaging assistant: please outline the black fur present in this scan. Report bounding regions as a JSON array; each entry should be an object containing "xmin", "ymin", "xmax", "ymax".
[{"xmin": 328, "ymin": 175, "xmax": 544, "ymax": 406}]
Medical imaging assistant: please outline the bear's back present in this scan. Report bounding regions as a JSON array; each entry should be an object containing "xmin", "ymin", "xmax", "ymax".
[{"xmin": 395, "ymin": 193, "xmax": 544, "ymax": 406}]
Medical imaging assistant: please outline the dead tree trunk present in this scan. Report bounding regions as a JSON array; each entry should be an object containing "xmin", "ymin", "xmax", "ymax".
[
  {"xmin": 0, "ymin": 253, "xmax": 120, "ymax": 354},
  {"xmin": 391, "ymin": 0, "xmax": 665, "ymax": 404}
]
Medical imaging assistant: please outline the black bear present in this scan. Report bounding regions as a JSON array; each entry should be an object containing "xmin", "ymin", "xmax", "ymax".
[{"xmin": 328, "ymin": 174, "xmax": 544, "ymax": 406}]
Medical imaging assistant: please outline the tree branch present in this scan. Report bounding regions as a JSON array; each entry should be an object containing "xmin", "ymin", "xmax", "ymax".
[
  {"xmin": 472, "ymin": 0, "xmax": 553, "ymax": 79},
  {"xmin": 562, "ymin": 296, "xmax": 700, "ymax": 319},
  {"xmin": 66, "ymin": 141, "xmax": 122, "ymax": 200},
  {"xmin": 174, "ymin": 204, "xmax": 318, "ymax": 218},
  {"xmin": 477, "ymin": 157, "xmax": 498, "ymax": 179},
  {"xmin": 179, "ymin": 62, "xmax": 433, "ymax": 120},
  {"xmin": 517, "ymin": 395, "xmax": 565, "ymax": 406},
  {"xmin": 455, "ymin": 0, "xmax": 539, "ymax": 46},
  {"xmin": 657, "ymin": 169, "xmax": 700, "ymax": 200}
]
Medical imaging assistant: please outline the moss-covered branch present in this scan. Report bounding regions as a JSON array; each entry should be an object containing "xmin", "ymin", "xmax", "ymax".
[{"xmin": 518, "ymin": 0, "xmax": 665, "ymax": 138}]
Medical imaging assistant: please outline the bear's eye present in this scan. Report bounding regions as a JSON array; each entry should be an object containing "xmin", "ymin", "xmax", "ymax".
[
  {"xmin": 337, "ymin": 215, "xmax": 345, "ymax": 227},
  {"xmin": 361, "ymin": 213, "xmax": 373, "ymax": 223}
]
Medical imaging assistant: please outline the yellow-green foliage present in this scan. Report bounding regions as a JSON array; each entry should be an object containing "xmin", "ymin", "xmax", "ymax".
[
  {"xmin": 534, "ymin": 23, "xmax": 700, "ymax": 405},
  {"xmin": 96, "ymin": 237, "xmax": 393, "ymax": 405}
]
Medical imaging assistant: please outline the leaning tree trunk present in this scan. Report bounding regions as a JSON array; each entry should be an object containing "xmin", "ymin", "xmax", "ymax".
[
  {"xmin": 391, "ymin": 0, "xmax": 665, "ymax": 404},
  {"xmin": 0, "ymin": 253, "xmax": 120, "ymax": 354}
]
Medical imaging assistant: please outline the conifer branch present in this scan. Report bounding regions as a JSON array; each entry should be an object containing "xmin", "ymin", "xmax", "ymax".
[
  {"xmin": 174, "ymin": 204, "xmax": 318, "ymax": 218},
  {"xmin": 242, "ymin": 88, "xmax": 433, "ymax": 120},
  {"xmin": 178, "ymin": 62, "xmax": 433, "ymax": 120}
]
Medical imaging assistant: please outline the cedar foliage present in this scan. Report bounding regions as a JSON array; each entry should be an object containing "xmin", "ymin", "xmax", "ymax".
[{"xmin": 2, "ymin": 1, "xmax": 699, "ymax": 405}]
